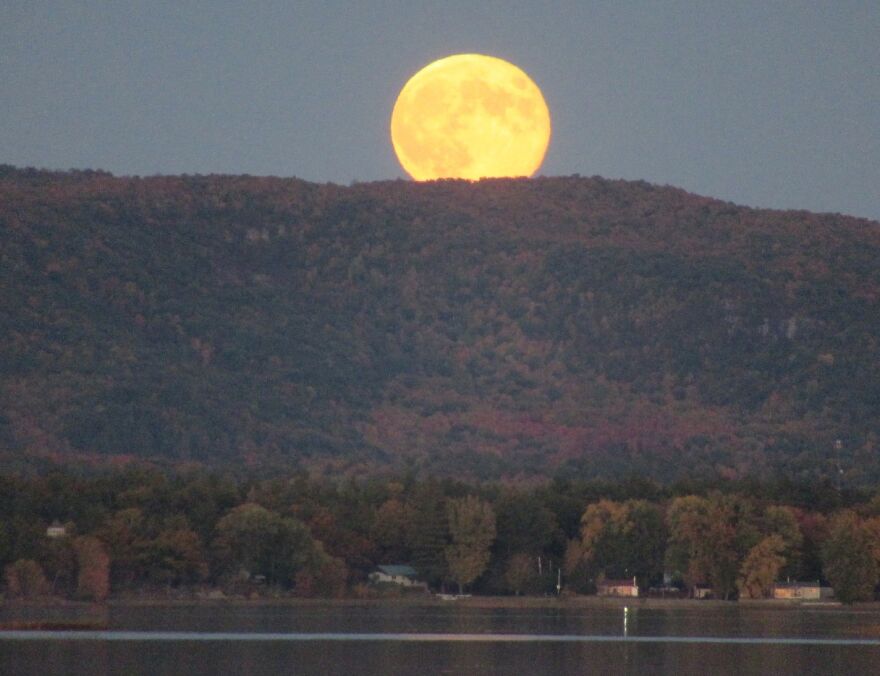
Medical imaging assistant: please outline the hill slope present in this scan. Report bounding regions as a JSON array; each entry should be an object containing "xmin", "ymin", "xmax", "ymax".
[{"xmin": 1, "ymin": 166, "xmax": 879, "ymax": 482}]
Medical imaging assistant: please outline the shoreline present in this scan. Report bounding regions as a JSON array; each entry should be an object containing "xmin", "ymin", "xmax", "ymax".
[
  {"xmin": 0, "ymin": 594, "xmax": 861, "ymax": 611},
  {"xmin": 5, "ymin": 595, "xmax": 880, "ymax": 634}
]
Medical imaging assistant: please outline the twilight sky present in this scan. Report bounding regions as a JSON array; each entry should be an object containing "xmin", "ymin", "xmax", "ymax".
[{"xmin": 2, "ymin": 1, "xmax": 878, "ymax": 220}]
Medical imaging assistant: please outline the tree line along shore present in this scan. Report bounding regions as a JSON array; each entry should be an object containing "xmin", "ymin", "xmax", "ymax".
[{"xmin": 2, "ymin": 469, "xmax": 880, "ymax": 604}]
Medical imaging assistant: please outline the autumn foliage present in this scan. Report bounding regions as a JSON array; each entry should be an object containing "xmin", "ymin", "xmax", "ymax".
[
  {"xmin": 73, "ymin": 536, "xmax": 110, "ymax": 601},
  {"xmin": 4, "ymin": 559, "xmax": 50, "ymax": 598},
  {"xmin": 1, "ymin": 166, "xmax": 879, "ymax": 482},
  {"xmin": 0, "ymin": 469, "xmax": 878, "ymax": 601}
]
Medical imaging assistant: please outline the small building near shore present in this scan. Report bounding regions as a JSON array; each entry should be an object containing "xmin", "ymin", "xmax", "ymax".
[
  {"xmin": 648, "ymin": 585, "xmax": 686, "ymax": 598},
  {"xmin": 693, "ymin": 585, "xmax": 714, "ymax": 599},
  {"xmin": 597, "ymin": 577, "xmax": 639, "ymax": 597},
  {"xmin": 369, "ymin": 564, "xmax": 424, "ymax": 588},
  {"xmin": 46, "ymin": 521, "xmax": 67, "ymax": 539},
  {"xmin": 772, "ymin": 581, "xmax": 834, "ymax": 601}
]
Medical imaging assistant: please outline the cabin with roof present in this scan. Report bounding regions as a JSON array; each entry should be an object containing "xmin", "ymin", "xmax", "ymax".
[
  {"xmin": 369, "ymin": 564, "xmax": 424, "ymax": 588},
  {"xmin": 596, "ymin": 577, "xmax": 639, "ymax": 597},
  {"xmin": 772, "ymin": 581, "xmax": 833, "ymax": 601}
]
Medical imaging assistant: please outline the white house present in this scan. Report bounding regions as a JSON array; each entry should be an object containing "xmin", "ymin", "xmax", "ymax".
[{"xmin": 369, "ymin": 564, "xmax": 423, "ymax": 587}]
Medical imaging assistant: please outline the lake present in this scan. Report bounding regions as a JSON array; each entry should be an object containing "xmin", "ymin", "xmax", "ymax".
[{"xmin": 2, "ymin": 601, "xmax": 880, "ymax": 675}]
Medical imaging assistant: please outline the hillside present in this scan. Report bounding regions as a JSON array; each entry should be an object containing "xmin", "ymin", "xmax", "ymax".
[{"xmin": 1, "ymin": 166, "xmax": 879, "ymax": 482}]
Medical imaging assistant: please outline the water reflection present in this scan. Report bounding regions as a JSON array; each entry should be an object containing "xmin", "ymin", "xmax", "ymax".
[
  {"xmin": 4, "ymin": 604, "xmax": 880, "ymax": 676},
  {"xmin": 7, "ymin": 640, "xmax": 879, "ymax": 676}
]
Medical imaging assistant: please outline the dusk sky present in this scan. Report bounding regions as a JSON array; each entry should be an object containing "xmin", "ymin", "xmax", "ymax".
[{"xmin": 2, "ymin": 2, "xmax": 878, "ymax": 220}]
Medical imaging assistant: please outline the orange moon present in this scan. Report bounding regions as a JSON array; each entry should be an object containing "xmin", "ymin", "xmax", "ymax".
[{"xmin": 390, "ymin": 54, "xmax": 551, "ymax": 181}]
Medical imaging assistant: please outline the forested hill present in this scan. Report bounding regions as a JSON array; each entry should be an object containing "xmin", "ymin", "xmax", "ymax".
[{"xmin": 2, "ymin": 165, "xmax": 879, "ymax": 482}]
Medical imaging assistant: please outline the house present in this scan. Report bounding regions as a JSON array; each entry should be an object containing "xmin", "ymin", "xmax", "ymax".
[
  {"xmin": 693, "ymin": 585, "xmax": 714, "ymax": 599},
  {"xmin": 597, "ymin": 577, "xmax": 639, "ymax": 597},
  {"xmin": 369, "ymin": 564, "xmax": 424, "ymax": 587},
  {"xmin": 647, "ymin": 585, "xmax": 686, "ymax": 598},
  {"xmin": 46, "ymin": 521, "xmax": 67, "ymax": 539},
  {"xmin": 772, "ymin": 582, "xmax": 834, "ymax": 601}
]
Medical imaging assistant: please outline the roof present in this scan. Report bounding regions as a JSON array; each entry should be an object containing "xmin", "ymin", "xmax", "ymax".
[
  {"xmin": 598, "ymin": 579, "xmax": 638, "ymax": 587},
  {"xmin": 773, "ymin": 581, "xmax": 821, "ymax": 589},
  {"xmin": 376, "ymin": 565, "xmax": 418, "ymax": 577}
]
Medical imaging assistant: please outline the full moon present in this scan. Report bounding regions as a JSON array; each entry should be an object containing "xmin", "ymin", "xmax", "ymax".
[{"xmin": 390, "ymin": 54, "xmax": 551, "ymax": 181}]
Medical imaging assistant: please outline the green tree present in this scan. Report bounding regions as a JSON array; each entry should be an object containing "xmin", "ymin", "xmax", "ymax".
[
  {"xmin": 862, "ymin": 516, "xmax": 880, "ymax": 572},
  {"xmin": 40, "ymin": 536, "xmax": 77, "ymax": 597},
  {"xmin": 563, "ymin": 538, "xmax": 593, "ymax": 594},
  {"xmin": 212, "ymin": 503, "xmax": 318, "ymax": 587},
  {"xmin": 571, "ymin": 499, "xmax": 666, "ymax": 589},
  {"xmin": 293, "ymin": 549, "xmax": 348, "ymax": 598},
  {"xmin": 0, "ymin": 521, "xmax": 12, "ymax": 571},
  {"xmin": 761, "ymin": 505, "xmax": 803, "ymax": 578},
  {"xmin": 409, "ymin": 484, "xmax": 449, "ymax": 588},
  {"xmin": 371, "ymin": 498, "xmax": 416, "ymax": 563},
  {"xmin": 494, "ymin": 492, "xmax": 560, "ymax": 556},
  {"xmin": 821, "ymin": 511, "xmax": 878, "ymax": 604},
  {"xmin": 619, "ymin": 500, "xmax": 667, "ymax": 585},
  {"xmin": 666, "ymin": 495, "xmax": 740, "ymax": 599},
  {"xmin": 504, "ymin": 552, "xmax": 537, "ymax": 595},
  {"xmin": 304, "ymin": 507, "xmax": 376, "ymax": 577},
  {"xmin": 98, "ymin": 508, "xmax": 149, "ymax": 588},
  {"xmin": 142, "ymin": 528, "xmax": 207, "ymax": 586},
  {"xmin": 445, "ymin": 496, "xmax": 496, "ymax": 594}
]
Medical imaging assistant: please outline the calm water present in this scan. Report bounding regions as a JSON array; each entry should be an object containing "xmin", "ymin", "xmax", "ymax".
[{"xmin": 2, "ymin": 602, "xmax": 880, "ymax": 675}]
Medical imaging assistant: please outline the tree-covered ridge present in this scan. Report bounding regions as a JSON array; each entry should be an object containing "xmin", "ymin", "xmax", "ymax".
[
  {"xmin": 2, "ymin": 469, "xmax": 880, "ymax": 602},
  {"xmin": 1, "ymin": 166, "xmax": 879, "ymax": 481}
]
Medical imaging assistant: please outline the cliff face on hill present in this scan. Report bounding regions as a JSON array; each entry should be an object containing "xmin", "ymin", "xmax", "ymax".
[{"xmin": 1, "ymin": 165, "xmax": 878, "ymax": 482}]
